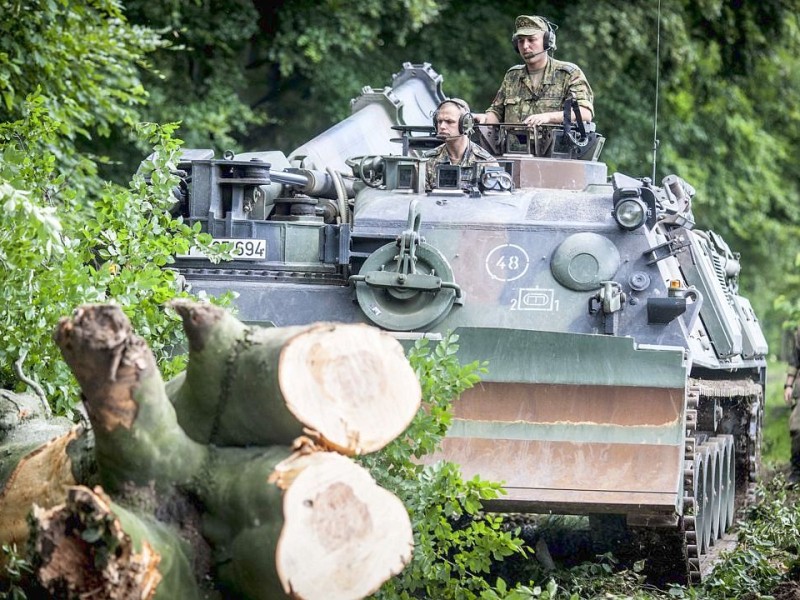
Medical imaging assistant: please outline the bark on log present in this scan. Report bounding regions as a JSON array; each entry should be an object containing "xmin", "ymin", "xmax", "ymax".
[
  {"xmin": 54, "ymin": 305, "xmax": 208, "ymax": 493},
  {"xmin": 1, "ymin": 302, "xmax": 419, "ymax": 599}
]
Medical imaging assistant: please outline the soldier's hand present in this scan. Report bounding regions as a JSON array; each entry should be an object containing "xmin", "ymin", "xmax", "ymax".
[
  {"xmin": 785, "ymin": 385, "xmax": 795, "ymax": 406},
  {"xmin": 523, "ymin": 114, "xmax": 549, "ymax": 127}
]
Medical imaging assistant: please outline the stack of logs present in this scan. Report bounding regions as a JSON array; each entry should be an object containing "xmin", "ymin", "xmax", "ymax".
[{"xmin": 0, "ymin": 301, "xmax": 421, "ymax": 599}]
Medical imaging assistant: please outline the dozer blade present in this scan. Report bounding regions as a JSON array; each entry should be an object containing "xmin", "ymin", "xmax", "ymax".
[{"xmin": 434, "ymin": 328, "xmax": 688, "ymax": 519}]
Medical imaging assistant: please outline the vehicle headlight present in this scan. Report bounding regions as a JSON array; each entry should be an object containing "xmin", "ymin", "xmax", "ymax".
[{"xmin": 613, "ymin": 198, "xmax": 647, "ymax": 230}]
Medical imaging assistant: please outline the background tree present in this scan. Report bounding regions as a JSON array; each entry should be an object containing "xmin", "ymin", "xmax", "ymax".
[{"xmin": 0, "ymin": 1, "xmax": 227, "ymax": 414}]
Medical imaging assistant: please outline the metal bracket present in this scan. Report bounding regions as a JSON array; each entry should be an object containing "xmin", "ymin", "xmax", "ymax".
[
  {"xmin": 645, "ymin": 236, "xmax": 691, "ymax": 265},
  {"xmin": 588, "ymin": 281, "xmax": 626, "ymax": 335},
  {"xmin": 348, "ymin": 200, "xmax": 463, "ymax": 298}
]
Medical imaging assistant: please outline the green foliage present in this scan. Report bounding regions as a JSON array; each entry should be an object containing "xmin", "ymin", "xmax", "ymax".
[
  {"xmin": 0, "ymin": 100, "xmax": 101, "ymax": 414},
  {"xmin": 657, "ymin": 478, "xmax": 800, "ymax": 600},
  {"xmin": 546, "ymin": 556, "xmax": 659, "ymax": 600},
  {"xmin": 362, "ymin": 335, "xmax": 535, "ymax": 599},
  {"xmin": 479, "ymin": 578, "xmax": 565, "ymax": 600},
  {"xmin": 121, "ymin": 0, "xmax": 264, "ymax": 154},
  {"xmin": 0, "ymin": 98, "xmax": 230, "ymax": 415},
  {"xmin": 762, "ymin": 357, "xmax": 792, "ymax": 466},
  {"xmin": 696, "ymin": 479, "xmax": 800, "ymax": 598},
  {"xmin": 0, "ymin": 544, "xmax": 32, "ymax": 600},
  {"xmin": 387, "ymin": 335, "xmax": 485, "ymax": 460},
  {"xmin": 0, "ymin": 0, "xmax": 158, "ymax": 131},
  {"xmin": 0, "ymin": 1, "xmax": 204, "ymax": 413},
  {"xmin": 80, "ymin": 121, "xmax": 235, "ymax": 378},
  {"xmin": 268, "ymin": 0, "xmax": 441, "ymax": 78}
]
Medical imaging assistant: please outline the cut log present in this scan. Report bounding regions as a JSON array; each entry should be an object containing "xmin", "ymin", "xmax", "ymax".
[
  {"xmin": 0, "ymin": 390, "xmax": 93, "ymax": 552},
  {"xmin": 30, "ymin": 485, "xmax": 201, "ymax": 600},
  {"xmin": 170, "ymin": 300, "xmax": 422, "ymax": 454},
  {"xmin": 197, "ymin": 445, "xmax": 415, "ymax": 599},
  {"xmin": 0, "ymin": 302, "xmax": 420, "ymax": 599},
  {"xmin": 276, "ymin": 452, "xmax": 413, "ymax": 599},
  {"xmin": 276, "ymin": 323, "xmax": 421, "ymax": 455}
]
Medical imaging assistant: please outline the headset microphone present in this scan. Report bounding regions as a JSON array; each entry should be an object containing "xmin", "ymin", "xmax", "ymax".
[{"xmin": 523, "ymin": 48, "xmax": 548, "ymax": 58}]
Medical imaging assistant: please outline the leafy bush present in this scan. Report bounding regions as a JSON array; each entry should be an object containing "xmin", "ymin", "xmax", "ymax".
[
  {"xmin": 688, "ymin": 476, "xmax": 800, "ymax": 599},
  {"xmin": 0, "ymin": 544, "xmax": 33, "ymax": 600},
  {"xmin": 0, "ymin": 99, "xmax": 230, "ymax": 416}
]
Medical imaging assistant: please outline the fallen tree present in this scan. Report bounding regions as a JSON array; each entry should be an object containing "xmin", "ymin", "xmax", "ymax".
[{"xmin": 0, "ymin": 302, "xmax": 420, "ymax": 599}]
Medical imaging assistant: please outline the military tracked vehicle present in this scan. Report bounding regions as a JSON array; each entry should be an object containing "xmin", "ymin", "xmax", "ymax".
[{"xmin": 169, "ymin": 63, "xmax": 768, "ymax": 583}]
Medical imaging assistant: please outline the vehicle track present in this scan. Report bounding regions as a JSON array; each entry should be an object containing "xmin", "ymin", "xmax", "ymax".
[{"xmin": 684, "ymin": 378, "xmax": 763, "ymax": 583}]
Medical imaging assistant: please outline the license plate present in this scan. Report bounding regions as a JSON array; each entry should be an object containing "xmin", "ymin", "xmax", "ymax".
[{"xmin": 182, "ymin": 238, "xmax": 267, "ymax": 260}]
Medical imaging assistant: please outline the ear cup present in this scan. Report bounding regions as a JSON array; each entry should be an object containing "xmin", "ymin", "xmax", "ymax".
[
  {"xmin": 459, "ymin": 112, "xmax": 475, "ymax": 136},
  {"xmin": 544, "ymin": 27, "xmax": 557, "ymax": 51}
]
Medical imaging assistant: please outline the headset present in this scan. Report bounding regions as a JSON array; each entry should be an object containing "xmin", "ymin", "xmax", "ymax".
[
  {"xmin": 511, "ymin": 18, "xmax": 557, "ymax": 55},
  {"xmin": 432, "ymin": 98, "xmax": 475, "ymax": 136}
]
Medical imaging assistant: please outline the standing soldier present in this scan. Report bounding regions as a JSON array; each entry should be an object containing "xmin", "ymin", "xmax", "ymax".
[
  {"xmin": 473, "ymin": 15, "xmax": 594, "ymax": 128},
  {"xmin": 784, "ymin": 327, "xmax": 800, "ymax": 484}
]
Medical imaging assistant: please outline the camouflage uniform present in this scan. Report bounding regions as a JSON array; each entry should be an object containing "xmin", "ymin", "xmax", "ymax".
[
  {"xmin": 485, "ymin": 58, "xmax": 594, "ymax": 123},
  {"xmin": 785, "ymin": 327, "xmax": 800, "ymax": 483},
  {"xmin": 425, "ymin": 141, "xmax": 495, "ymax": 190}
]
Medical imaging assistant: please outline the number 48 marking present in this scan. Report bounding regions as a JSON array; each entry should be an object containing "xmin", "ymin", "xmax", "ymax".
[
  {"xmin": 485, "ymin": 243, "xmax": 530, "ymax": 282},
  {"xmin": 496, "ymin": 255, "xmax": 521, "ymax": 270}
]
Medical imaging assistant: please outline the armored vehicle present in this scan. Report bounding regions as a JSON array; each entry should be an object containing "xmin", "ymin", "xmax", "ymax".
[{"xmin": 170, "ymin": 63, "xmax": 768, "ymax": 583}]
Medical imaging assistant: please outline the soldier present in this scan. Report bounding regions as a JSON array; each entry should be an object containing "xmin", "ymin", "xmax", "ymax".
[
  {"xmin": 473, "ymin": 15, "xmax": 594, "ymax": 128},
  {"xmin": 784, "ymin": 327, "xmax": 800, "ymax": 484},
  {"xmin": 425, "ymin": 98, "xmax": 495, "ymax": 190}
]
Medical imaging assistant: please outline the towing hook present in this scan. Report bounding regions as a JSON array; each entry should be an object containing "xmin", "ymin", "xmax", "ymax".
[{"xmin": 589, "ymin": 281, "xmax": 626, "ymax": 315}]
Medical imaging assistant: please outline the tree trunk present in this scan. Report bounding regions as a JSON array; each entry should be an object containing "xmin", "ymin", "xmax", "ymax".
[{"xmin": 0, "ymin": 302, "xmax": 419, "ymax": 600}]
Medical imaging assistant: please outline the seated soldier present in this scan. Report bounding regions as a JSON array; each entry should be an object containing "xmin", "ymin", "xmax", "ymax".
[{"xmin": 425, "ymin": 98, "xmax": 495, "ymax": 190}]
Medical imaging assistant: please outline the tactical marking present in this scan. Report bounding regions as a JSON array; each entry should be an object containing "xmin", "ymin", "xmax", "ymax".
[
  {"xmin": 512, "ymin": 288, "xmax": 557, "ymax": 311},
  {"xmin": 485, "ymin": 243, "xmax": 530, "ymax": 282}
]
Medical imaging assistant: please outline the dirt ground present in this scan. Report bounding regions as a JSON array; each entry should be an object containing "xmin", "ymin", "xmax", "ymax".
[{"xmin": 772, "ymin": 582, "xmax": 800, "ymax": 600}]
